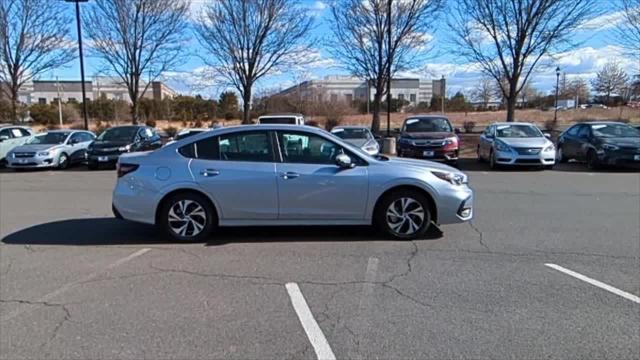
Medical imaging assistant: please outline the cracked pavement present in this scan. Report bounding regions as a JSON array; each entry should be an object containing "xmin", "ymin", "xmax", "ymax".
[{"xmin": 1, "ymin": 164, "xmax": 639, "ymax": 359}]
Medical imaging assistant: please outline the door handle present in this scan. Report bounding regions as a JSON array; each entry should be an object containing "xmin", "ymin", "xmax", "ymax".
[
  {"xmin": 200, "ymin": 169, "xmax": 220, "ymax": 177},
  {"xmin": 281, "ymin": 172, "xmax": 300, "ymax": 180}
]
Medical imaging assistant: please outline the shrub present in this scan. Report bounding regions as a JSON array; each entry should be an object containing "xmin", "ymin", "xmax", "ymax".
[
  {"xmin": 224, "ymin": 112, "xmax": 235, "ymax": 121},
  {"xmin": 69, "ymin": 122, "xmax": 86, "ymax": 130},
  {"xmin": 94, "ymin": 122, "xmax": 111, "ymax": 136},
  {"xmin": 194, "ymin": 119, "xmax": 203, "ymax": 128},
  {"xmin": 325, "ymin": 117, "xmax": 342, "ymax": 131},
  {"xmin": 463, "ymin": 121, "xmax": 476, "ymax": 133},
  {"xmin": 145, "ymin": 119, "xmax": 156, "ymax": 128},
  {"xmin": 305, "ymin": 120, "xmax": 320, "ymax": 127},
  {"xmin": 45, "ymin": 123, "xmax": 60, "ymax": 130},
  {"xmin": 164, "ymin": 126, "xmax": 178, "ymax": 137},
  {"xmin": 617, "ymin": 118, "xmax": 630, "ymax": 123}
]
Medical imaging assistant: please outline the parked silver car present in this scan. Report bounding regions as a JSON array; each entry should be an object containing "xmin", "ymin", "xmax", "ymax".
[
  {"xmin": 7, "ymin": 130, "xmax": 95, "ymax": 169},
  {"xmin": 0, "ymin": 125, "xmax": 34, "ymax": 165},
  {"xmin": 331, "ymin": 126, "xmax": 380, "ymax": 155},
  {"xmin": 112, "ymin": 125, "xmax": 473, "ymax": 241},
  {"xmin": 477, "ymin": 122, "xmax": 556, "ymax": 169}
]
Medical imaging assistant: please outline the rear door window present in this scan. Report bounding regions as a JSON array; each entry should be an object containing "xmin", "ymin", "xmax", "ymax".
[{"xmin": 219, "ymin": 131, "xmax": 272, "ymax": 162}]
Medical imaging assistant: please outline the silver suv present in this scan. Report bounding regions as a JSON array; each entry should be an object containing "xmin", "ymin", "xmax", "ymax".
[{"xmin": 112, "ymin": 125, "xmax": 473, "ymax": 241}]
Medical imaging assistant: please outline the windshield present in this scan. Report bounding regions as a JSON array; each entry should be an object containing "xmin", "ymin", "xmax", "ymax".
[
  {"xmin": 27, "ymin": 133, "xmax": 69, "ymax": 145},
  {"xmin": 591, "ymin": 124, "xmax": 640, "ymax": 138},
  {"xmin": 495, "ymin": 125, "xmax": 543, "ymax": 138},
  {"xmin": 332, "ymin": 128, "xmax": 373, "ymax": 140},
  {"xmin": 259, "ymin": 117, "xmax": 297, "ymax": 124},
  {"xmin": 403, "ymin": 118, "xmax": 452, "ymax": 133},
  {"xmin": 97, "ymin": 127, "xmax": 138, "ymax": 142}
]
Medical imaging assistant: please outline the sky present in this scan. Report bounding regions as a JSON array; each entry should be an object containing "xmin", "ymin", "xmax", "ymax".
[{"xmin": 50, "ymin": 0, "xmax": 639, "ymax": 99}]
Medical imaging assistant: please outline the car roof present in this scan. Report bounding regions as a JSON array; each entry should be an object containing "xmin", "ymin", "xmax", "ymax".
[
  {"xmin": 490, "ymin": 122, "xmax": 538, "ymax": 126},
  {"xmin": 332, "ymin": 125, "xmax": 370, "ymax": 130},
  {"xmin": 405, "ymin": 114, "xmax": 450, "ymax": 120},
  {"xmin": 580, "ymin": 121, "xmax": 628, "ymax": 125},
  {"xmin": 258, "ymin": 113, "xmax": 304, "ymax": 117}
]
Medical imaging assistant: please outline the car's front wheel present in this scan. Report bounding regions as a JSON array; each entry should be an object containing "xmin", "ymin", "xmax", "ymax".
[
  {"xmin": 375, "ymin": 189, "xmax": 432, "ymax": 240},
  {"xmin": 58, "ymin": 153, "xmax": 69, "ymax": 170},
  {"xmin": 159, "ymin": 192, "xmax": 215, "ymax": 242}
]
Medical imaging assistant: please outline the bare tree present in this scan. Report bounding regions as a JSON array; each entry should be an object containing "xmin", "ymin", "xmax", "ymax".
[
  {"xmin": 471, "ymin": 78, "xmax": 494, "ymax": 110},
  {"xmin": 591, "ymin": 61, "xmax": 628, "ymax": 104},
  {"xmin": 328, "ymin": 0, "xmax": 444, "ymax": 133},
  {"xmin": 83, "ymin": 0, "xmax": 190, "ymax": 123},
  {"xmin": 566, "ymin": 77, "xmax": 590, "ymax": 105},
  {"xmin": 195, "ymin": 0, "xmax": 313, "ymax": 124},
  {"xmin": 0, "ymin": 0, "xmax": 74, "ymax": 122},
  {"xmin": 616, "ymin": 0, "xmax": 640, "ymax": 66},
  {"xmin": 519, "ymin": 81, "xmax": 538, "ymax": 108},
  {"xmin": 449, "ymin": 0, "xmax": 597, "ymax": 122}
]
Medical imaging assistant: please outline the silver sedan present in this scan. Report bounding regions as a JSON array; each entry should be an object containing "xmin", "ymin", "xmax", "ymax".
[
  {"xmin": 330, "ymin": 126, "xmax": 380, "ymax": 155},
  {"xmin": 112, "ymin": 125, "xmax": 473, "ymax": 241},
  {"xmin": 7, "ymin": 130, "xmax": 95, "ymax": 169},
  {"xmin": 477, "ymin": 122, "xmax": 556, "ymax": 169}
]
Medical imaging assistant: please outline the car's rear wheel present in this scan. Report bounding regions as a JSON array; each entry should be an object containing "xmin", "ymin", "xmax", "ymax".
[
  {"xmin": 58, "ymin": 153, "xmax": 69, "ymax": 170},
  {"xmin": 586, "ymin": 150, "xmax": 600, "ymax": 170},
  {"xmin": 375, "ymin": 189, "xmax": 432, "ymax": 240},
  {"xmin": 159, "ymin": 192, "xmax": 215, "ymax": 242}
]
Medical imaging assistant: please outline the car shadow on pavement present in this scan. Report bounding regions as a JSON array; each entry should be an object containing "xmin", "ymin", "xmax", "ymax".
[
  {"xmin": 1, "ymin": 218, "xmax": 443, "ymax": 246},
  {"xmin": 455, "ymin": 158, "xmax": 640, "ymax": 173}
]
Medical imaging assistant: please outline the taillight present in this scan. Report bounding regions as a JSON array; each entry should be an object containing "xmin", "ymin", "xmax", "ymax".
[{"xmin": 117, "ymin": 163, "xmax": 139, "ymax": 178}]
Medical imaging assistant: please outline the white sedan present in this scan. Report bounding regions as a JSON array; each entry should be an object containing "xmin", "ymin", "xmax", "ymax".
[{"xmin": 477, "ymin": 122, "xmax": 556, "ymax": 169}]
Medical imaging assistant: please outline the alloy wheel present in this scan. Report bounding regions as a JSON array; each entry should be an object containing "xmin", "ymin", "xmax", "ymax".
[
  {"xmin": 58, "ymin": 154, "xmax": 69, "ymax": 169},
  {"xmin": 168, "ymin": 200, "xmax": 207, "ymax": 238},
  {"xmin": 386, "ymin": 197, "xmax": 425, "ymax": 236}
]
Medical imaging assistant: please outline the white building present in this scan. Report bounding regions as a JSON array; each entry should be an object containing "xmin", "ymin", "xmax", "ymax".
[
  {"xmin": 278, "ymin": 75, "xmax": 439, "ymax": 106},
  {"xmin": 17, "ymin": 77, "xmax": 176, "ymax": 105}
]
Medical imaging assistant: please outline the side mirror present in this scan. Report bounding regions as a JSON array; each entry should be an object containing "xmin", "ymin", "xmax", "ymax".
[
  {"xmin": 335, "ymin": 153, "xmax": 355, "ymax": 169},
  {"xmin": 0, "ymin": 135, "xmax": 8, "ymax": 142},
  {"xmin": 543, "ymin": 133, "xmax": 551, "ymax": 139},
  {"xmin": 69, "ymin": 138, "xmax": 79, "ymax": 145},
  {"xmin": 393, "ymin": 128, "xmax": 400, "ymax": 133},
  {"xmin": 454, "ymin": 128, "xmax": 462, "ymax": 134},
  {"xmin": 486, "ymin": 134, "xmax": 494, "ymax": 139}
]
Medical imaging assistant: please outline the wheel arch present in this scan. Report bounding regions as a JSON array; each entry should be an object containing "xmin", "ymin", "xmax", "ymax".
[
  {"xmin": 155, "ymin": 188, "xmax": 219, "ymax": 226},
  {"xmin": 372, "ymin": 185, "xmax": 438, "ymax": 224}
]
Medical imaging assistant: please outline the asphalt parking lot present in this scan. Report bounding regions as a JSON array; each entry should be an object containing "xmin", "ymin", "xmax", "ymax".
[{"xmin": 0, "ymin": 161, "xmax": 638, "ymax": 359}]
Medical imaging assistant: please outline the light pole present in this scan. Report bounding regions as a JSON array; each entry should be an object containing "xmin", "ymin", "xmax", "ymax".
[
  {"xmin": 554, "ymin": 66, "xmax": 560, "ymax": 124},
  {"xmin": 65, "ymin": 0, "xmax": 89, "ymax": 130},
  {"xmin": 386, "ymin": 0, "xmax": 392, "ymax": 137}
]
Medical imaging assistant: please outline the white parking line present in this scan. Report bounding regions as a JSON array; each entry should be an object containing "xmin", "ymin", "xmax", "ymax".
[
  {"xmin": 545, "ymin": 263, "xmax": 640, "ymax": 304},
  {"xmin": 2, "ymin": 248, "xmax": 151, "ymax": 322},
  {"xmin": 285, "ymin": 282, "xmax": 336, "ymax": 360}
]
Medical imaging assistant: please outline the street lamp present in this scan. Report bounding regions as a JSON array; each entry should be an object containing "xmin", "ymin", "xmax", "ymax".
[
  {"xmin": 554, "ymin": 66, "xmax": 560, "ymax": 124},
  {"xmin": 65, "ymin": 0, "xmax": 90, "ymax": 130},
  {"xmin": 386, "ymin": 0, "xmax": 392, "ymax": 137}
]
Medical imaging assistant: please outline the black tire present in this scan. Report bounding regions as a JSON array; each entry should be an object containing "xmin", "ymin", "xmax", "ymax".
[
  {"xmin": 489, "ymin": 150, "xmax": 499, "ymax": 170},
  {"xmin": 586, "ymin": 149, "xmax": 600, "ymax": 170},
  {"xmin": 374, "ymin": 189, "xmax": 432, "ymax": 240},
  {"xmin": 556, "ymin": 145, "xmax": 567, "ymax": 163},
  {"xmin": 58, "ymin": 153, "xmax": 69, "ymax": 170},
  {"xmin": 476, "ymin": 145, "xmax": 484, "ymax": 162},
  {"xmin": 158, "ymin": 192, "xmax": 216, "ymax": 242}
]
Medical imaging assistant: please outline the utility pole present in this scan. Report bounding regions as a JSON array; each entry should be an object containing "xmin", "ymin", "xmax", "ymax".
[
  {"xmin": 65, "ymin": 0, "xmax": 89, "ymax": 130},
  {"xmin": 441, "ymin": 76, "xmax": 446, "ymax": 114},
  {"xmin": 56, "ymin": 77, "xmax": 63, "ymax": 126},
  {"xmin": 386, "ymin": 0, "xmax": 392, "ymax": 137}
]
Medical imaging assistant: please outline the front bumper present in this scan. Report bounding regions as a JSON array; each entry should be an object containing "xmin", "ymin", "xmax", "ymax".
[
  {"xmin": 597, "ymin": 150, "xmax": 640, "ymax": 168},
  {"xmin": 494, "ymin": 149, "xmax": 556, "ymax": 166},
  {"xmin": 397, "ymin": 144, "xmax": 459, "ymax": 162},
  {"xmin": 87, "ymin": 152, "xmax": 122, "ymax": 166},
  {"xmin": 7, "ymin": 156, "xmax": 57, "ymax": 168},
  {"xmin": 437, "ymin": 184, "xmax": 474, "ymax": 224}
]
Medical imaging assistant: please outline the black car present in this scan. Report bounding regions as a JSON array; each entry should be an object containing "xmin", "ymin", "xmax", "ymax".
[
  {"xmin": 396, "ymin": 115, "xmax": 460, "ymax": 164},
  {"xmin": 87, "ymin": 125, "xmax": 162, "ymax": 169},
  {"xmin": 557, "ymin": 122, "xmax": 640, "ymax": 169}
]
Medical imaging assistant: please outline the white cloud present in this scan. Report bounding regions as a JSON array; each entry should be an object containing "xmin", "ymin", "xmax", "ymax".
[{"xmin": 579, "ymin": 11, "xmax": 626, "ymax": 30}]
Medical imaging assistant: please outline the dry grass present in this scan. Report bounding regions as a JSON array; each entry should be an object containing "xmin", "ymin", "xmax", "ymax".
[{"xmin": 28, "ymin": 107, "xmax": 640, "ymax": 133}]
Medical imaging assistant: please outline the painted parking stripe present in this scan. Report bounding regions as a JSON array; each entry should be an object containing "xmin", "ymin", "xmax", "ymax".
[
  {"xmin": 285, "ymin": 282, "xmax": 336, "ymax": 360},
  {"xmin": 545, "ymin": 263, "xmax": 640, "ymax": 304},
  {"xmin": 2, "ymin": 248, "xmax": 151, "ymax": 322}
]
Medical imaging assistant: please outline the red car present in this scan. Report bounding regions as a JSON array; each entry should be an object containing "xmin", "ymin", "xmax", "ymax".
[{"xmin": 396, "ymin": 115, "xmax": 460, "ymax": 165}]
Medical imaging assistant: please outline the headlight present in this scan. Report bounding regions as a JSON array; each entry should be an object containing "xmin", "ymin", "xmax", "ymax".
[
  {"xmin": 494, "ymin": 141, "xmax": 512, "ymax": 152},
  {"xmin": 544, "ymin": 143, "xmax": 555, "ymax": 152},
  {"xmin": 37, "ymin": 151, "xmax": 50, "ymax": 156},
  {"xmin": 602, "ymin": 144, "xmax": 619, "ymax": 151},
  {"xmin": 398, "ymin": 138, "xmax": 412, "ymax": 145},
  {"xmin": 118, "ymin": 144, "xmax": 132, "ymax": 152},
  {"xmin": 444, "ymin": 137, "xmax": 458, "ymax": 146},
  {"xmin": 432, "ymin": 171, "xmax": 466, "ymax": 185}
]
